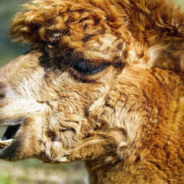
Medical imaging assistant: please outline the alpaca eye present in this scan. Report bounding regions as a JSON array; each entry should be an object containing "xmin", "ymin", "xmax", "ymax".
[
  {"xmin": 73, "ymin": 60, "xmax": 108, "ymax": 75},
  {"xmin": 60, "ymin": 127, "xmax": 75, "ymax": 133}
]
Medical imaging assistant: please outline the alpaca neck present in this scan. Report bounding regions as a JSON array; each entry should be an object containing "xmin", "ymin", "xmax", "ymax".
[
  {"xmin": 86, "ymin": 160, "xmax": 127, "ymax": 184},
  {"xmin": 85, "ymin": 158, "xmax": 166, "ymax": 184}
]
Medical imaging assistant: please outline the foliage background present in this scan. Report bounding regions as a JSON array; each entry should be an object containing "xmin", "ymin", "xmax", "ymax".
[{"xmin": 0, "ymin": 0, "xmax": 183, "ymax": 183}]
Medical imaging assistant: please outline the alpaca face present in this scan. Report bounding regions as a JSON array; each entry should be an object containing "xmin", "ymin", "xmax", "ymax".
[
  {"xmin": 0, "ymin": 48, "xmax": 112, "ymax": 161},
  {"xmin": 0, "ymin": 0, "xmax": 133, "ymax": 163},
  {"xmin": 0, "ymin": 48, "xmax": 130, "ymax": 163}
]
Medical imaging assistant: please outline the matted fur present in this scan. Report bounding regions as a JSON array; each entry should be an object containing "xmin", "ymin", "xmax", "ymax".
[{"xmin": 0, "ymin": 0, "xmax": 184, "ymax": 183}]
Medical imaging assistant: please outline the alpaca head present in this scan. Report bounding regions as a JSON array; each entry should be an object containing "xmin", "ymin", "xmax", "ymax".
[
  {"xmin": 0, "ymin": 0, "xmax": 184, "ymax": 169},
  {"xmin": 0, "ymin": 0, "xmax": 132, "ymax": 163}
]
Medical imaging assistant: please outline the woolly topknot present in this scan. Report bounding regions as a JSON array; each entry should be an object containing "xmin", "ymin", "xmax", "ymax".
[
  {"xmin": 10, "ymin": 0, "xmax": 133, "ymax": 63},
  {"xmin": 9, "ymin": 0, "xmax": 184, "ymax": 65}
]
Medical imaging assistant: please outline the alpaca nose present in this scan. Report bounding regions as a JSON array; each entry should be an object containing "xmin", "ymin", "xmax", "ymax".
[
  {"xmin": 0, "ymin": 65, "xmax": 9, "ymax": 101},
  {"xmin": 0, "ymin": 83, "xmax": 8, "ymax": 108},
  {"xmin": 0, "ymin": 83, "xmax": 7, "ymax": 100}
]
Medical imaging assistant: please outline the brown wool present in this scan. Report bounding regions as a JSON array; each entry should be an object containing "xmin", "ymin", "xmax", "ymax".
[{"xmin": 0, "ymin": 0, "xmax": 184, "ymax": 183}]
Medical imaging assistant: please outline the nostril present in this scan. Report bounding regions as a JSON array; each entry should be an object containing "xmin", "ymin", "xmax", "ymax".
[
  {"xmin": 0, "ymin": 94, "xmax": 5, "ymax": 99},
  {"xmin": 0, "ymin": 83, "xmax": 7, "ymax": 100}
]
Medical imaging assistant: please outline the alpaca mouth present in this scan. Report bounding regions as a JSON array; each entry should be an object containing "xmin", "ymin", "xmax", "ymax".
[{"xmin": 0, "ymin": 118, "xmax": 24, "ymax": 150}]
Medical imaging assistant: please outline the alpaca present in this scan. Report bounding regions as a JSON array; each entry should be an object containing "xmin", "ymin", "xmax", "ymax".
[{"xmin": 1, "ymin": 0, "xmax": 184, "ymax": 183}]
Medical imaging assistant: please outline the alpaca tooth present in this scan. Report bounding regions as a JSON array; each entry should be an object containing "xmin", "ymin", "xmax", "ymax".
[
  {"xmin": 59, "ymin": 157, "xmax": 69, "ymax": 162},
  {"xmin": 0, "ymin": 139, "xmax": 14, "ymax": 148}
]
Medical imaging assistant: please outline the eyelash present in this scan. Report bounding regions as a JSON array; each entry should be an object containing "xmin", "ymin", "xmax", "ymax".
[{"xmin": 73, "ymin": 60, "xmax": 108, "ymax": 75}]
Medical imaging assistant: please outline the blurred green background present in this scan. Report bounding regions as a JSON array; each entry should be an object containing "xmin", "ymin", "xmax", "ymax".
[{"xmin": 0, "ymin": 0, "xmax": 183, "ymax": 183}]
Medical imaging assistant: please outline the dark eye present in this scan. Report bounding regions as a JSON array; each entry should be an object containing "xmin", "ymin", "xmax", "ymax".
[{"xmin": 73, "ymin": 60, "xmax": 108, "ymax": 75}]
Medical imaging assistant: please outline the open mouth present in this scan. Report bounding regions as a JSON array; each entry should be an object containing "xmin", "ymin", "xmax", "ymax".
[
  {"xmin": 0, "ymin": 125, "xmax": 21, "ymax": 150},
  {"xmin": 0, "ymin": 118, "xmax": 24, "ymax": 151},
  {"xmin": 0, "ymin": 116, "xmax": 43, "ymax": 161}
]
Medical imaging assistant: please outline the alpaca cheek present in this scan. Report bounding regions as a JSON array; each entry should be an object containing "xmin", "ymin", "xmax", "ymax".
[
  {"xmin": 42, "ymin": 117, "xmax": 81, "ymax": 162},
  {"xmin": 42, "ymin": 129, "xmax": 77, "ymax": 162}
]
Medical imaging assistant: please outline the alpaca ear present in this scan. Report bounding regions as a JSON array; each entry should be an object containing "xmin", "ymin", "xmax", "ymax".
[{"xmin": 145, "ymin": 37, "xmax": 184, "ymax": 73}]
